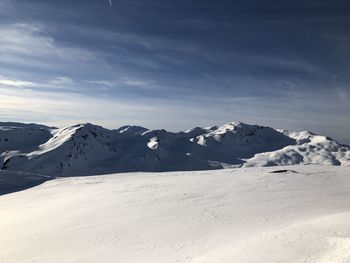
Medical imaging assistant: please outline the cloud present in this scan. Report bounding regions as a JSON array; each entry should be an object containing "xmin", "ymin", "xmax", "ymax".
[
  {"xmin": 85, "ymin": 80, "xmax": 115, "ymax": 87},
  {"xmin": 0, "ymin": 78, "xmax": 36, "ymax": 88},
  {"xmin": 0, "ymin": 76, "xmax": 76, "ymax": 91},
  {"xmin": 0, "ymin": 23, "xmax": 162, "ymax": 94},
  {"xmin": 0, "ymin": 23, "xmax": 108, "ymax": 74},
  {"xmin": 85, "ymin": 79, "xmax": 147, "ymax": 87},
  {"xmin": 0, "ymin": 87, "xmax": 155, "ymax": 127},
  {"xmin": 0, "ymin": 23, "xmax": 53, "ymax": 56},
  {"xmin": 49, "ymin": 77, "xmax": 75, "ymax": 86},
  {"xmin": 124, "ymin": 79, "xmax": 148, "ymax": 87}
]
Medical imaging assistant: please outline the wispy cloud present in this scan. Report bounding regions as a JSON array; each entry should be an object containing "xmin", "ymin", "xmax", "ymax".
[
  {"xmin": 49, "ymin": 77, "xmax": 75, "ymax": 86},
  {"xmin": 85, "ymin": 78, "xmax": 151, "ymax": 88},
  {"xmin": 0, "ymin": 23, "xmax": 108, "ymax": 74},
  {"xmin": 124, "ymin": 79, "xmax": 148, "ymax": 87},
  {"xmin": 0, "ymin": 78, "xmax": 36, "ymax": 88},
  {"xmin": 0, "ymin": 23, "xmax": 161, "ymax": 93},
  {"xmin": 85, "ymin": 80, "xmax": 116, "ymax": 87}
]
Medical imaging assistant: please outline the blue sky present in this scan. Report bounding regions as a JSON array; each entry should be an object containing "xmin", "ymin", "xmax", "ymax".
[{"xmin": 0, "ymin": 0, "xmax": 349, "ymax": 143}]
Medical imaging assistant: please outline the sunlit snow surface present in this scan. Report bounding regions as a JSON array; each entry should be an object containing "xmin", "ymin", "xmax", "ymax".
[{"xmin": 1, "ymin": 165, "xmax": 350, "ymax": 262}]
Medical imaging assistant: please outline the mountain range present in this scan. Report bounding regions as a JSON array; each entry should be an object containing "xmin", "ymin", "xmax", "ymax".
[{"xmin": 0, "ymin": 121, "xmax": 349, "ymax": 176}]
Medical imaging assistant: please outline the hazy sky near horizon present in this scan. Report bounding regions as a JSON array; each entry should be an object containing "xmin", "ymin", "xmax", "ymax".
[{"xmin": 0, "ymin": 0, "xmax": 349, "ymax": 143}]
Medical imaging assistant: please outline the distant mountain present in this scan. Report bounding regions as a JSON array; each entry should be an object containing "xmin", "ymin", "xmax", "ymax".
[
  {"xmin": 0, "ymin": 122, "xmax": 56, "ymax": 130},
  {"xmin": 0, "ymin": 121, "xmax": 349, "ymax": 176}
]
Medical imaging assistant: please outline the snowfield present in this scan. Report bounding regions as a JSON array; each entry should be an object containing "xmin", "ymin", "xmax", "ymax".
[{"xmin": 1, "ymin": 165, "xmax": 350, "ymax": 263}]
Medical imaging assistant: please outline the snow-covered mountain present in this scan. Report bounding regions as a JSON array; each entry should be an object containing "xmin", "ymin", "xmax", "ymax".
[
  {"xmin": 244, "ymin": 130, "xmax": 350, "ymax": 167},
  {"xmin": 0, "ymin": 121, "xmax": 349, "ymax": 176}
]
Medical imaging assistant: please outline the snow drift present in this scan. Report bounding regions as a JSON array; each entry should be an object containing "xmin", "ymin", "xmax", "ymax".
[{"xmin": 0, "ymin": 121, "xmax": 349, "ymax": 176}]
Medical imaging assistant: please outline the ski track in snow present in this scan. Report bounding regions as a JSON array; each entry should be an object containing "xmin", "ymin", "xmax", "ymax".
[{"xmin": 1, "ymin": 165, "xmax": 350, "ymax": 262}]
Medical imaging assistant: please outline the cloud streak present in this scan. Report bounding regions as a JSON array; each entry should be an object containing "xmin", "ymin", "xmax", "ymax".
[{"xmin": 0, "ymin": 78, "xmax": 36, "ymax": 88}]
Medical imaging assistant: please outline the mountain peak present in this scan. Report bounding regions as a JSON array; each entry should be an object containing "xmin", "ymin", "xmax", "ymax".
[{"xmin": 115, "ymin": 125, "xmax": 149, "ymax": 135}]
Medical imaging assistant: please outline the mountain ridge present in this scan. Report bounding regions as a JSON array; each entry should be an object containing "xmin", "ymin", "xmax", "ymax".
[{"xmin": 0, "ymin": 121, "xmax": 349, "ymax": 176}]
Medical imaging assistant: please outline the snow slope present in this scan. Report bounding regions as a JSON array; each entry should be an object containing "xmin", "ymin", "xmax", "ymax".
[
  {"xmin": 244, "ymin": 130, "xmax": 350, "ymax": 167},
  {"xmin": 0, "ymin": 122, "xmax": 53, "ymax": 163},
  {"xmin": 0, "ymin": 122, "xmax": 55, "ymax": 148},
  {"xmin": 0, "ymin": 121, "xmax": 349, "ymax": 176},
  {"xmin": 1, "ymin": 165, "xmax": 350, "ymax": 262}
]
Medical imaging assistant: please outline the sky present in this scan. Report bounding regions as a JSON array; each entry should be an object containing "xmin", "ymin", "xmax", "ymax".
[{"xmin": 0, "ymin": 0, "xmax": 349, "ymax": 143}]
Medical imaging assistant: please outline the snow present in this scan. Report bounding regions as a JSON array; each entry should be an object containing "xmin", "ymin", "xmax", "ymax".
[
  {"xmin": 116, "ymin": 125, "xmax": 149, "ymax": 135},
  {"xmin": 1, "ymin": 165, "xmax": 350, "ymax": 262},
  {"xmin": 245, "ymin": 130, "xmax": 350, "ymax": 167},
  {"xmin": 0, "ymin": 121, "xmax": 349, "ymax": 176},
  {"xmin": 0, "ymin": 123, "xmax": 52, "ymax": 155},
  {"xmin": 28, "ymin": 124, "xmax": 83, "ymax": 157},
  {"xmin": 147, "ymin": 137, "xmax": 159, "ymax": 150}
]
